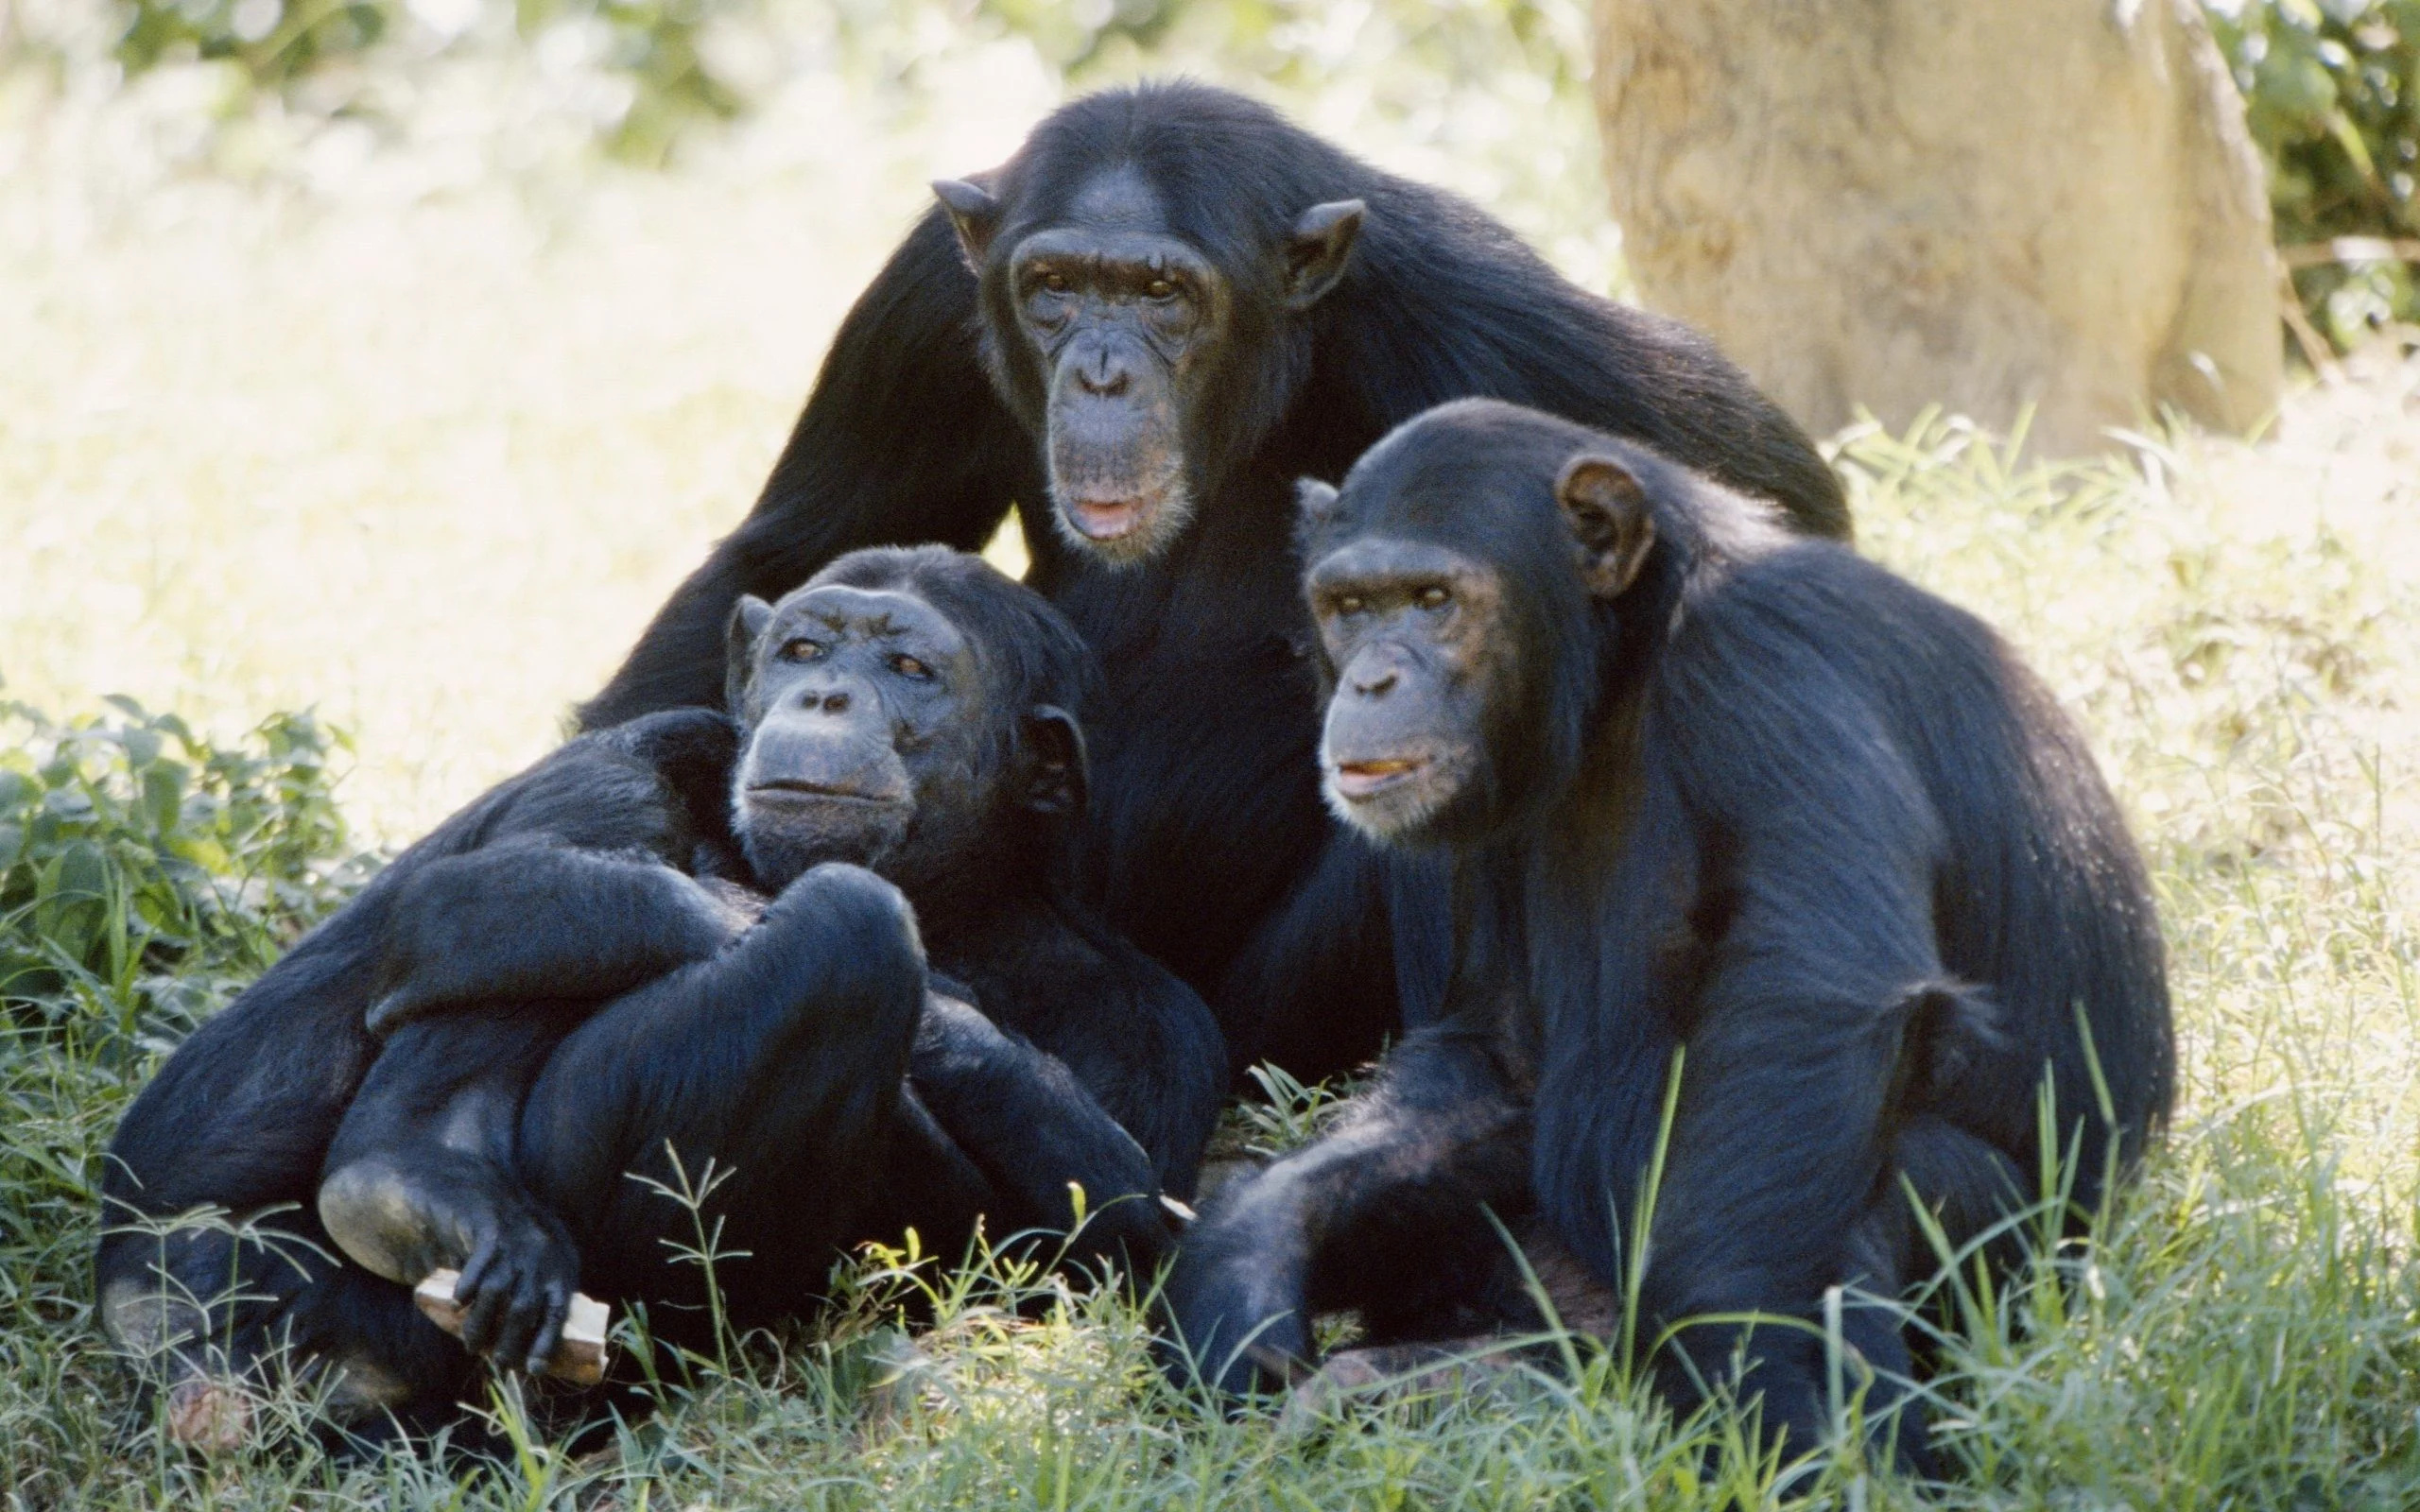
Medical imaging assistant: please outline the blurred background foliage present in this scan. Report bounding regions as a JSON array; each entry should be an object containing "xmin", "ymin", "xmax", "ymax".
[
  {"xmin": 4, "ymin": 0, "xmax": 1585, "ymax": 167},
  {"xmin": 2209, "ymin": 0, "xmax": 2420, "ymax": 351},
  {"xmin": 0, "ymin": 0, "xmax": 2413, "ymax": 344}
]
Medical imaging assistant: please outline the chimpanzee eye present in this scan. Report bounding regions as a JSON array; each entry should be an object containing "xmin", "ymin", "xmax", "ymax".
[
  {"xmin": 777, "ymin": 638, "xmax": 824, "ymax": 662},
  {"xmin": 1416, "ymin": 586, "xmax": 1452, "ymax": 610},
  {"xmin": 890, "ymin": 653, "xmax": 933, "ymax": 679},
  {"xmin": 1335, "ymin": 593, "xmax": 1367, "ymax": 617},
  {"xmin": 1041, "ymin": 271, "xmax": 1069, "ymax": 294},
  {"xmin": 1145, "ymin": 279, "xmax": 1177, "ymax": 301}
]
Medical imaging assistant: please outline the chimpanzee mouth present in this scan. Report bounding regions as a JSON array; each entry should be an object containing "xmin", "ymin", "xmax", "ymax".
[
  {"xmin": 1046, "ymin": 470, "xmax": 1193, "ymax": 564},
  {"xmin": 1064, "ymin": 496, "xmax": 1149, "ymax": 541},
  {"xmin": 1329, "ymin": 756, "xmax": 1430, "ymax": 800}
]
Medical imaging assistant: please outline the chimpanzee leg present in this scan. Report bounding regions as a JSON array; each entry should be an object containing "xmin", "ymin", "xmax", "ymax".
[
  {"xmin": 1884, "ymin": 1114, "xmax": 2030, "ymax": 1278},
  {"xmin": 319, "ymin": 1004, "xmax": 592, "ymax": 1376},
  {"xmin": 515, "ymin": 865, "xmax": 926, "ymax": 1327},
  {"xmin": 1706, "ymin": 1117, "xmax": 2024, "ymax": 1478},
  {"xmin": 97, "ymin": 1208, "xmax": 474, "ymax": 1441},
  {"xmin": 1163, "ymin": 1027, "xmax": 1529, "ymax": 1394}
]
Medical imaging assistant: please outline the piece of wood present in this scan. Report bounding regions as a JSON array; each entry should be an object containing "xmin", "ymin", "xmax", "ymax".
[{"xmin": 414, "ymin": 1268, "xmax": 611, "ymax": 1386}]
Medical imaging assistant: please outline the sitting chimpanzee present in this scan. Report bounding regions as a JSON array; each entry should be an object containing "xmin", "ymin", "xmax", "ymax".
[
  {"xmin": 1164, "ymin": 401, "xmax": 2172, "ymax": 1473},
  {"xmin": 99, "ymin": 546, "xmax": 1220, "ymax": 1440}
]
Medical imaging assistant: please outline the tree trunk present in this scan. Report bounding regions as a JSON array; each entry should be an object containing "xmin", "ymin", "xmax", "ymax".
[{"xmin": 1593, "ymin": 0, "xmax": 2282, "ymax": 456}]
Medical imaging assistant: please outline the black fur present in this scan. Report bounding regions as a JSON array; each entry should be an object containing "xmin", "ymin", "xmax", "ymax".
[
  {"xmin": 579, "ymin": 81, "xmax": 1848, "ymax": 1080},
  {"xmin": 1166, "ymin": 401, "xmax": 2171, "ymax": 1472},
  {"xmin": 97, "ymin": 549, "xmax": 1220, "ymax": 1434}
]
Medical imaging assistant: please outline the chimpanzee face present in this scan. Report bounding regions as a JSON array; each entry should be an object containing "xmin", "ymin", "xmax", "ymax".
[
  {"xmin": 932, "ymin": 164, "xmax": 1364, "ymax": 566},
  {"xmin": 1298, "ymin": 422, "xmax": 1657, "ymax": 850},
  {"xmin": 725, "ymin": 574, "xmax": 1088, "ymax": 898},
  {"xmin": 725, "ymin": 584, "xmax": 992, "ymax": 890},
  {"xmin": 1302, "ymin": 534, "xmax": 1511, "ymax": 845}
]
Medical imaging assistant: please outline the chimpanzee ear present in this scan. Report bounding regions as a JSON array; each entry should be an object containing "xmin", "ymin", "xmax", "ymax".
[
  {"xmin": 1022, "ymin": 705, "xmax": 1089, "ymax": 817},
  {"xmin": 1294, "ymin": 477, "xmax": 1341, "ymax": 524},
  {"xmin": 1554, "ymin": 454, "xmax": 1658, "ymax": 600},
  {"xmin": 932, "ymin": 177, "xmax": 1003, "ymax": 272},
  {"xmin": 724, "ymin": 595, "xmax": 775, "ymax": 717},
  {"xmin": 1284, "ymin": 199, "xmax": 1365, "ymax": 311}
]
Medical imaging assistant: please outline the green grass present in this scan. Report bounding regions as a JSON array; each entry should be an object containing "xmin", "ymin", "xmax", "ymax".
[{"xmin": 6, "ymin": 45, "xmax": 2420, "ymax": 1510}]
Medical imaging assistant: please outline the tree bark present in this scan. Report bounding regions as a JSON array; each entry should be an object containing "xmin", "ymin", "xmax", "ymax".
[{"xmin": 1593, "ymin": 0, "xmax": 2282, "ymax": 456}]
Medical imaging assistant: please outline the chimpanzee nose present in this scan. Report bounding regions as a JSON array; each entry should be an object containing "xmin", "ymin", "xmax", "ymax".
[
  {"xmin": 1075, "ymin": 346, "xmax": 1131, "ymax": 398},
  {"xmin": 802, "ymin": 688, "xmax": 851, "ymax": 714},
  {"xmin": 1353, "ymin": 668, "xmax": 1397, "ymax": 697}
]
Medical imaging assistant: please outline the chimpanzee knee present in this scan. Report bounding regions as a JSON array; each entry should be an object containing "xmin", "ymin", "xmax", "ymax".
[{"xmin": 515, "ymin": 863, "xmax": 926, "ymax": 1316}]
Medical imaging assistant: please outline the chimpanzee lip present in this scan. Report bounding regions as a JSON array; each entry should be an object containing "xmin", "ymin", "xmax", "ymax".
[
  {"xmin": 1330, "ymin": 755, "xmax": 1430, "ymax": 799},
  {"xmin": 746, "ymin": 781, "xmax": 908, "ymax": 806},
  {"xmin": 1064, "ymin": 496, "xmax": 1149, "ymax": 540}
]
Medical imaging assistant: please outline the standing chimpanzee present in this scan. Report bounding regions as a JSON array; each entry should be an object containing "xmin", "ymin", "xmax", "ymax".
[
  {"xmin": 1163, "ymin": 401, "xmax": 2172, "ymax": 1473},
  {"xmin": 99, "ymin": 547, "xmax": 1219, "ymax": 1439},
  {"xmin": 578, "ymin": 80, "xmax": 1850, "ymax": 1083}
]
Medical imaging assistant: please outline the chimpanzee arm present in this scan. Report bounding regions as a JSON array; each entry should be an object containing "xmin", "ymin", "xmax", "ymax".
[
  {"xmin": 985, "ymin": 911, "xmax": 1229, "ymax": 1200},
  {"xmin": 909, "ymin": 989, "xmax": 1176, "ymax": 1277},
  {"xmin": 580, "ymin": 211, "xmax": 1043, "ymax": 728},
  {"xmin": 1162, "ymin": 1023, "xmax": 1531, "ymax": 1396},
  {"xmin": 318, "ymin": 1005, "xmax": 589, "ymax": 1376},
  {"xmin": 365, "ymin": 843, "xmax": 753, "ymax": 1036},
  {"xmin": 1607, "ymin": 662, "xmax": 1951, "ymax": 1460}
]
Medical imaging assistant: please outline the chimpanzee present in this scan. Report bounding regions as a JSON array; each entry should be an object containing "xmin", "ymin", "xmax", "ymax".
[
  {"xmin": 1163, "ymin": 401, "xmax": 2172, "ymax": 1472},
  {"xmin": 98, "ymin": 546, "xmax": 1219, "ymax": 1436},
  {"xmin": 578, "ymin": 80, "xmax": 1851, "ymax": 1083}
]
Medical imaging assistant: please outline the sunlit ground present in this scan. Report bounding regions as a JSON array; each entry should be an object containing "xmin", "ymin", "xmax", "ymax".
[{"xmin": 5, "ymin": 46, "xmax": 2420, "ymax": 1506}]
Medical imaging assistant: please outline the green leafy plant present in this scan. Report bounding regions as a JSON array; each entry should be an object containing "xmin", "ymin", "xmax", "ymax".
[
  {"xmin": 0, "ymin": 696, "xmax": 364, "ymax": 1039},
  {"xmin": 2208, "ymin": 0, "xmax": 2420, "ymax": 349}
]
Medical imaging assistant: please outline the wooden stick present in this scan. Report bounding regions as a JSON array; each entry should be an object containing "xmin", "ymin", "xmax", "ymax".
[{"xmin": 413, "ymin": 1269, "xmax": 611, "ymax": 1386}]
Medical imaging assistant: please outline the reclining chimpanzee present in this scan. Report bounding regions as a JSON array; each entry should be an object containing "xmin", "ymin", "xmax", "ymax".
[
  {"xmin": 98, "ymin": 546, "xmax": 1222, "ymax": 1440},
  {"xmin": 1164, "ymin": 401, "xmax": 2172, "ymax": 1474}
]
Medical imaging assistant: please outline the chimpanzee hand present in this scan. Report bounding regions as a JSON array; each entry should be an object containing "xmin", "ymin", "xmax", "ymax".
[
  {"xmin": 320, "ymin": 1143, "xmax": 586, "ymax": 1379},
  {"xmin": 1162, "ymin": 1033, "xmax": 1533, "ymax": 1398},
  {"xmin": 1161, "ymin": 1160, "xmax": 1318, "ymax": 1394},
  {"xmin": 446, "ymin": 1199, "xmax": 584, "ymax": 1378}
]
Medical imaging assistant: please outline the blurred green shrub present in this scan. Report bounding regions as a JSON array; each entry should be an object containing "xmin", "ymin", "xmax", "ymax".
[
  {"xmin": 518, "ymin": 0, "xmax": 746, "ymax": 164},
  {"xmin": 0, "ymin": 697, "xmax": 365, "ymax": 1042},
  {"xmin": 2209, "ymin": 0, "xmax": 2420, "ymax": 349},
  {"xmin": 103, "ymin": 0, "xmax": 746, "ymax": 163},
  {"xmin": 113, "ymin": 0, "xmax": 394, "ymax": 85}
]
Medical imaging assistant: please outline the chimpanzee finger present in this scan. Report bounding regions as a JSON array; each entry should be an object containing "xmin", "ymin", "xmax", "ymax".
[
  {"xmin": 492, "ymin": 1263, "xmax": 550, "ymax": 1373},
  {"xmin": 525, "ymin": 1280, "xmax": 570, "ymax": 1377},
  {"xmin": 450, "ymin": 1237, "xmax": 502, "ymax": 1352},
  {"xmin": 486, "ymin": 1292, "xmax": 534, "ymax": 1373},
  {"xmin": 456, "ymin": 1235, "xmax": 501, "ymax": 1307},
  {"xmin": 458, "ymin": 1261, "xmax": 515, "ymax": 1359}
]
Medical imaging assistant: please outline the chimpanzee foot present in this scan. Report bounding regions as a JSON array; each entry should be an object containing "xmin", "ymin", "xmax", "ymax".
[
  {"xmin": 1273, "ymin": 1340, "xmax": 1526, "ymax": 1435},
  {"xmin": 164, "ymin": 1371, "xmax": 254, "ymax": 1453}
]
